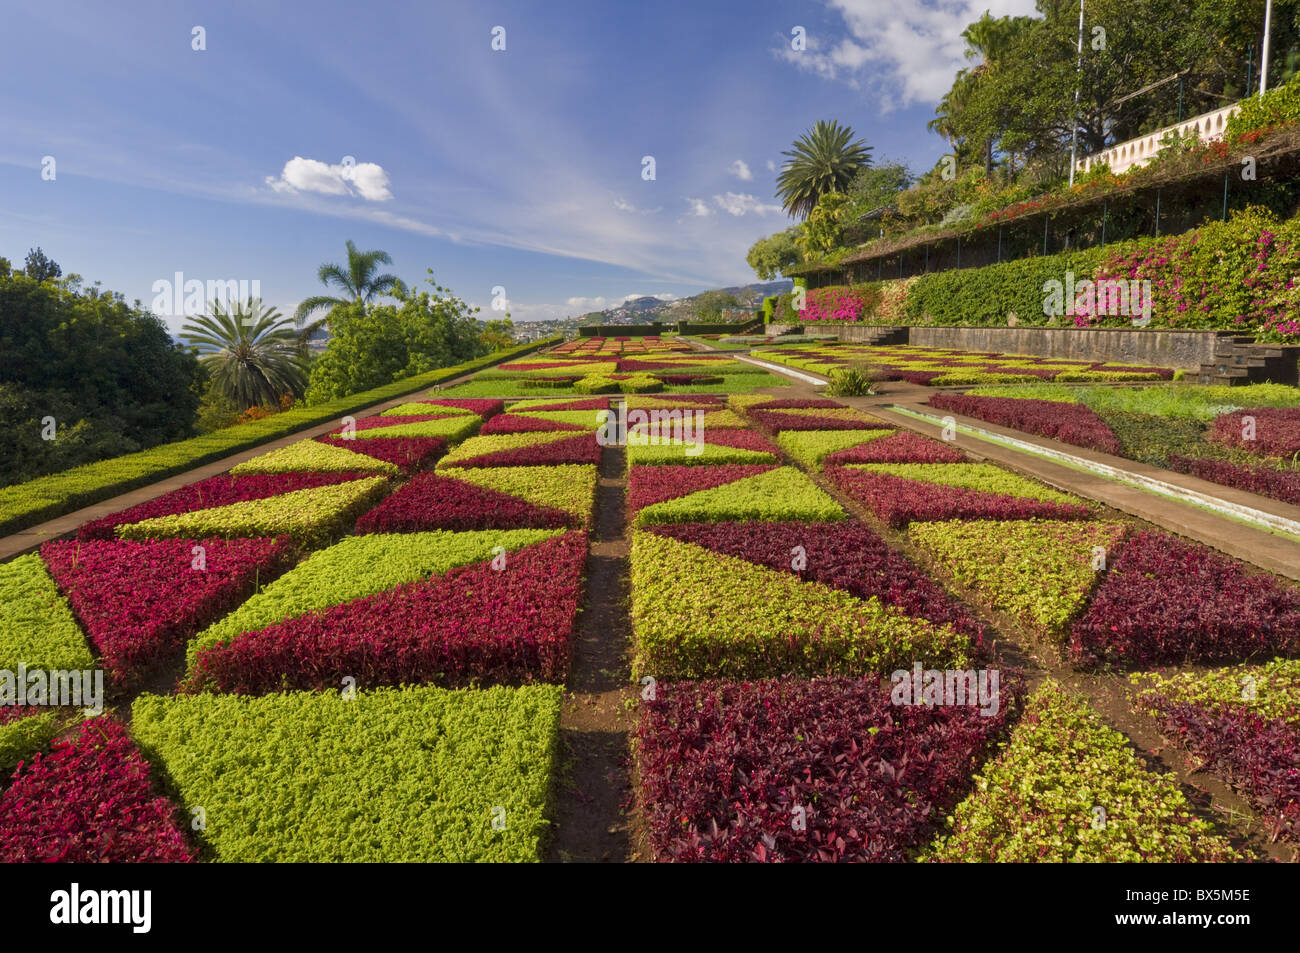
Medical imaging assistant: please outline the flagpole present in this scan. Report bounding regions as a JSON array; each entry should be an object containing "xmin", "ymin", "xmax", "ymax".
[
  {"xmin": 1068, "ymin": 0, "xmax": 1085, "ymax": 186},
  {"xmin": 1260, "ymin": 0, "xmax": 1274, "ymax": 97}
]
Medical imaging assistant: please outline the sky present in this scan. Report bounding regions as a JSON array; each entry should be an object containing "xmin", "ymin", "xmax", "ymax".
[{"xmin": 0, "ymin": 0, "xmax": 1040, "ymax": 332}]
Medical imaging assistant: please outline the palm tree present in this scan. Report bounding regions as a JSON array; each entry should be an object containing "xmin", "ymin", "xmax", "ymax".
[
  {"xmin": 776, "ymin": 120, "xmax": 873, "ymax": 220},
  {"xmin": 181, "ymin": 298, "xmax": 307, "ymax": 408},
  {"xmin": 292, "ymin": 240, "xmax": 407, "ymax": 342}
]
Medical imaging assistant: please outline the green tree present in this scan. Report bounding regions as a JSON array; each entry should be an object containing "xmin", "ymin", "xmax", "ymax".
[
  {"xmin": 746, "ymin": 227, "xmax": 803, "ymax": 280},
  {"xmin": 181, "ymin": 299, "xmax": 307, "ymax": 408},
  {"xmin": 776, "ymin": 120, "xmax": 873, "ymax": 219},
  {"xmin": 292, "ymin": 240, "xmax": 407, "ymax": 341},
  {"xmin": 797, "ymin": 191, "xmax": 852, "ymax": 257},
  {"xmin": 23, "ymin": 247, "xmax": 61, "ymax": 282},
  {"xmin": 691, "ymin": 289, "xmax": 741, "ymax": 322},
  {"xmin": 480, "ymin": 317, "xmax": 516, "ymax": 351},
  {"xmin": 306, "ymin": 272, "xmax": 486, "ymax": 404}
]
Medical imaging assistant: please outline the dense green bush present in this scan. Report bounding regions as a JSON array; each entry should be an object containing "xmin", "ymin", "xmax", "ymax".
[{"xmin": 1226, "ymin": 75, "xmax": 1300, "ymax": 143}]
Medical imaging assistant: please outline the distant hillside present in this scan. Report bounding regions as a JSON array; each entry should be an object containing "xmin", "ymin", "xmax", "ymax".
[{"xmin": 579, "ymin": 280, "xmax": 793, "ymax": 326}]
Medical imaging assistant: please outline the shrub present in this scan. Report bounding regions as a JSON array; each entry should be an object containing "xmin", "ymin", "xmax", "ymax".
[
  {"xmin": 929, "ymin": 393, "xmax": 1123, "ymax": 455},
  {"xmin": 573, "ymin": 375, "xmax": 623, "ymax": 394},
  {"xmin": 131, "ymin": 683, "xmax": 562, "ymax": 861},
  {"xmin": 634, "ymin": 467, "xmax": 844, "ymax": 525},
  {"xmin": 824, "ymin": 365, "xmax": 877, "ymax": 396},
  {"xmin": 926, "ymin": 682, "xmax": 1245, "ymax": 862},
  {"xmin": 0, "ymin": 717, "xmax": 194, "ymax": 862},
  {"xmin": 1069, "ymin": 530, "xmax": 1300, "ymax": 669},
  {"xmin": 908, "ymin": 519, "xmax": 1126, "ymax": 637},
  {"xmin": 635, "ymin": 675, "xmax": 1020, "ymax": 861},
  {"xmin": 631, "ymin": 531, "xmax": 971, "ymax": 680},
  {"xmin": 0, "ymin": 554, "xmax": 94, "ymax": 672}
]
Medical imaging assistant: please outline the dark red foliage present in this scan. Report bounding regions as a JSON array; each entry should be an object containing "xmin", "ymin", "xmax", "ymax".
[
  {"xmin": 77, "ymin": 472, "xmax": 366, "ymax": 540},
  {"xmin": 657, "ymin": 374, "xmax": 723, "ymax": 385},
  {"xmin": 1169, "ymin": 455, "xmax": 1300, "ymax": 507},
  {"xmin": 649, "ymin": 521, "xmax": 987, "ymax": 641},
  {"xmin": 447, "ymin": 433, "xmax": 601, "ymax": 467},
  {"xmin": 1142, "ymin": 698, "xmax": 1300, "ymax": 846},
  {"xmin": 478, "ymin": 414, "xmax": 587, "ymax": 435},
  {"xmin": 751, "ymin": 398, "xmax": 846, "ymax": 410},
  {"xmin": 748, "ymin": 410, "xmax": 882, "ymax": 432},
  {"xmin": 616, "ymin": 359, "xmax": 686, "ymax": 372},
  {"xmin": 626, "ymin": 464, "xmax": 777, "ymax": 513},
  {"xmin": 636, "ymin": 675, "xmax": 1022, "ymax": 862},
  {"xmin": 1210, "ymin": 408, "xmax": 1300, "ymax": 458},
  {"xmin": 508, "ymin": 398, "xmax": 609, "ymax": 411},
  {"xmin": 825, "ymin": 431, "xmax": 966, "ymax": 465},
  {"xmin": 185, "ymin": 532, "xmax": 587, "ymax": 694},
  {"xmin": 691, "ymin": 430, "xmax": 780, "ymax": 453},
  {"xmin": 315, "ymin": 435, "xmax": 446, "ymax": 472},
  {"xmin": 418, "ymin": 398, "xmax": 504, "ymax": 418},
  {"xmin": 0, "ymin": 718, "xmax": 195, "ymax": 862},
  {"xmin": 928, "ymin": 393, "xmax": 1123, "ymax": 455},
  {"xmin": 825, "ymin": 467, "xmax": 1091, "ymax": 528},
  {"xmin": 355, "ymin": 472, "xmax": 576, "ymax": 533},
  {"xmin": 1069, "ymin": 530, "xmax": 1300, "ymax": 668},
  {"xmin": 41, "ymin": 537, "xmax": 296, "ymax": 681}
]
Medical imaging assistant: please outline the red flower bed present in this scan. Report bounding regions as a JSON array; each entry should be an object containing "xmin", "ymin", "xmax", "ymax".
[
  {"xmin": 1069, "ymin": 530, "xmax": 1300, "ymax": 669},
  {"xmin": 0, "ymin": 718, "xmax": 194, "ymax": 862},
  {"xmin": 751, "ymin": 398, "xmax": 845, "ymax": 410},
  {"xmin": 315, "ymin": 435, "xmax": 446, "ymax": 472},
  {"xmin": 1210, "ymin": 408, "xmax": 1300, "ymax": 458},
  {"xmin": 627, "ymin": 464, "xmax": 776, "ymax": 513},
  {"xmin": 689, "ymin": 430, "xmax": 780, "ymax": 453},
  {"xmin": 1141, "ymin": 699, "xmax": 1300, "ymax": 845},
  {"xmin": 657, "ymin": 374, "xmax": 723, "ymax": 385},
  {"xmin": 420, "ymin": 398, "xmax": 504, "ymax": 418},
  {"xmin": 185, "ymin": 532, "xmax": 587, "ymax": 694},
  {"xmin": 479, "ymin": 414, "xmax": 586, "ymax": 435},
  {"xmin": 355, "ymin": 472, "xmax": 574, "ymax": 533},
  {"xmin": 449, "ymin": 433, "xmax": 601, "ymax": 467},
  {"xmin": 649, "ymin": 521, "xmax": 987, "ymax": 640},
  {"xmin": 825, "ymin": 431, "xmax": 966, "ymax": 465},
  {"xmin": 928, "ymin": 393, "xmax": 1123, "ymax": 455},
  {"xmin": 77, "ymin": 472, "xmax": 365, "ymax": 540},
  {"xmin": 826, "ymin": 468, "xmax": 1091, "ymax": 528},
  {"xmin": 41, "ymin": 537, "xmax": 296, "ymax": 681},
  {"xmin": 748, "ymin": 410, "xmax": 881, "ymax": 432},
  {"xmin": 1169, "ymin": 455, "xmax": 1300, "ymax": 507},
  {"xmin": 635, "ymin": 675, "xmax": 1022, "ymax": 862},
  {"xmin": 616, "ymin": 359, "xmax": 684, "ymax": 372},
  {"xmin": 510, "ymin": 398, "xmax": 609, "ymax": 411}
]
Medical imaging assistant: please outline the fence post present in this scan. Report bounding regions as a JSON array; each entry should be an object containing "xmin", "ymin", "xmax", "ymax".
[
  {"xmin": 1155, "ymin": 189, "xmax": 1161, "ymax": 237},
  {"xmin": 1101, "ymin": 201, "xmax": 1107, "ymax": 246},
  {"xmin": 1222, "ymin": 173, "xmax": 1229, "ymax": 220},
  {"xmin": 1043, "ymin": 214, "xmax": 1049, "ymax": 255}
]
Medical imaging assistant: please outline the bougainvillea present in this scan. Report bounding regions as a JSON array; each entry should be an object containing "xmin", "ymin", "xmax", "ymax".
[
  {"xmin": 626, "ymin": 464, "xmax": 777, "ymax": 514},
  {"xmin": 41, "ymin": 537, "xmax": 295, "ymax": 681},
  {"xmin": 0, "ymin": 718, "xmax": 195, "ymax": 862},
  {"xmin": 315, "ymin": 435, "xmax": 446, "ymax": 473},
  {"xmin": 132, "ymin": 683, "xmax": 561, "ymax": 861},
  {"xmin": 826, "ymin": 467, "xmax": 1091, "ymax": 528},
  {"xmin": 355, "ymin": 472, "xmax": 576, "ymax": 533},
  {"xmin": 824, "ymin": 430, "xmax": 967, "ymax": 465},
  {"xmin": 636, "ymin": 675, "xmax": 1023, "ymax": 862},
  {"xmin": 77, "ymin": 471, "xmax": 368, "ymax": 540},
  {"xmin": 926, "ymin": 682, "xmax": 1245, "ymax": 862},
  {"xmin": 1209, "ymin": 407, "xmax": 1300, "ymax": 458},
  {"xmin": 928, "ymin": 393, "xmax": 1123, "ymax": 455},
  {"xmin": 648, "ymin": 521, "xmax": 987, "ymax": 640},
  {"xmin": 187, "ymin": 531, "xmax": 587, "ymax": 693},
  {"xmin": 1069, "ymin": 529, "xmax": 1300, "ymax": 669}
]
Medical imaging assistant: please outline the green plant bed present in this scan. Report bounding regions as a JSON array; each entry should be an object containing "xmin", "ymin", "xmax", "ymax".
[
  {"xmin": 434, "ymin": 372, "xmax": 790, "ymax": 398},
  {"xmin": 0, "ymin": 554, "xmax": 96, "ymax": 671}
]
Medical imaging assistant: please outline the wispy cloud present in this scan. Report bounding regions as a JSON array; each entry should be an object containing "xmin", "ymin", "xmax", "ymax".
[
  {"xmin": 713, "ymin": 192, "xmax": 784, "ymax": 217},
  {"xmin": 728, "ymin": 159, "xmax": 753, "ymax": 181}
]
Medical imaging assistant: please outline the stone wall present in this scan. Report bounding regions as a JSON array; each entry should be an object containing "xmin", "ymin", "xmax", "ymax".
[{"xmin": 906, "ymin": 326, "xmax": 1228, "ymax": 370}]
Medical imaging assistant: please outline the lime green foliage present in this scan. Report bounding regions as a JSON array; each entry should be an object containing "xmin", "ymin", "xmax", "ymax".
[
  {"xmin": 618, "ymin": 375, "xmax": 664, "ymax": 394},
  {"xmin": 908, "ymin": 520, "xmax": 1125, "ymax": 637},
  {"xmin": 926, "ymin": 682, "xmax": 1243, "ymax": 862},
  {"xmin": 762, "ymin": 406, "xmax": 888, "ymax": 426},
  {"xmin": 230, "ymin": 439, "xmax": 398, "ymax": 475},
  {"xmin": 847, "ymin": 463, "xmax": 1079, "ymax": 504},
  {"xmin": 776, "ymin": 429, "xmax": 892, "ymax": 469},
  {"xmin": 1225, "ymin": 75, "xmax": 1300, "ymax": 142},
  {"xmin": 631, "ymin": 532, "xmax": 969, "ymax": 680},
  {"xmin": 132, "ymin": 683, "xmax": 562, "ymax": 861},
  {"xmin": 727, "ymin": 393, "xmax": 777, "ymax": 413},
  {"xmin": 514, "ymin": 410, "xmax": 605, "ymax": 429},
  {"xmin": 572, "ymin": 376, "xmax": 623, "ymax": 395},
  {"xmin": 635, "ymin": 467, "xmax": 844, "ymax": 525},
  {"xmin": 626, "ymin": 441, "xmax": 777, "ymax": 466},
  {"xmin": 434, "ymin": 372, "xmax": 788, "ymax": 398},
  {"xmin": 0, "ymin": 710, "xmax": 60, "ymax": 775},
  {"xmin": 121, "ymin": 477, "xmax": 389, "ymax": 546},
  {"xmin": 352, "ymin": 415, "xmax": 480, "ymax": 441},
  {"xmin": 966, "ymin": 382, "xmax": 1300, "ymax": 424},
  {"xmin": 437, "ymin": 431, "xmax": 575, "ymax": 467},
  {"xmin": 449, "ymin": 466, "xmax": 598, "ymax": 525},
  {"xmin": 380, "ymin": 402, "xmax": 474, "ymax": 417},
  {"xmin": 187, "ymin": 528, "xmax": 559, "ymax": 666},
  {"xmin": 1132, "ymin": 658, "xmax": 1300, "ymax": 731},
  {"xmin": 0, "ymin": 554, "xmax": 95, "ymax": 670},
  {"xmin": 0, "ymin": 340, "xmax": 555, "ymax": 537}
]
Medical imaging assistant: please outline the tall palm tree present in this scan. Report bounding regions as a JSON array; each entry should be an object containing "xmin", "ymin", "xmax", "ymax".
[
  {"xmin": 292, "ymin": 240, "xmax": 407, "ymax": 341},
  {"xmin": 776, "ymin": 120, "xmax": 873, "ymax": 220},
  {"xmin": 181, "ymin": 298, "xmax": 307, "ymax": 408}
]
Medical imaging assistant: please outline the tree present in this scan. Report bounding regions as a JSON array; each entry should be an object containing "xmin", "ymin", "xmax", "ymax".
[
  {"xmin": 181, "ymin": 299, "xmax": 306, "ymax": 408},
  {"xmin": 480, "ymin": 317, "xmax": 515, "ymax": 351},
  {"xmin": 746, "ymin": 227, "xmax": 803, "ymax": 280},
  {"xmin": 292, "ymin": 240, "xmax": 407, "ymax": 341},
  {"xmin": 776, "ymin": 120, "xmax": 873, "ymax": 219},
  {"xmin": 24, "ymin": 247, "xmax": 61, "ymax": 282},
  {"xmin": 305, "ymin": 272, "xmax": 486, "ymax": 404},
  {"xmin": 692, "ymin": 290, "xmax": 741, "ymax": 322},
  {"xmin": 797, "ymin": 191, "xmax": 852, "ymax": 257}
]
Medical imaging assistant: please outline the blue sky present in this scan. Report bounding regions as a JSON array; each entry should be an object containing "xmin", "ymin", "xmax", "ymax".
[{"xmin": 0, "ymin": 0, "xmax": 1038, "ymax": 331}]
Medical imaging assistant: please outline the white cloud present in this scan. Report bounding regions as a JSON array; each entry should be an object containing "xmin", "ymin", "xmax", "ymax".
[
  {"xmin": 729, "ymin": 159, "xmax": 753, "ymax": 181},
  {"xmin": 777, "ymin": 0, "xmax": 1040, "ymax": 107},
  {"xmin": 713, "ymin": 192, "xmax": 784, "ymax": 217},
  {"xmin": 613, "ymin": 195, "xmax": 663, "ymax": 214},
  {"xmin": 265, "ymin": 156, "xmax": 394, "ymax": 201},
  {"xmin": 766, "ymin": 159, "xmax": 777, "ymax": 173},
  {"xmin": 685, "ymin": 197, "xmax": 713, "ymax": 217}
]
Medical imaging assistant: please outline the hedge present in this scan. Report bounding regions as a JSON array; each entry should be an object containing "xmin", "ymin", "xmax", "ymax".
[{"xmin": 0, "ymin": 338, "xmax": 558, "ymax": 538}]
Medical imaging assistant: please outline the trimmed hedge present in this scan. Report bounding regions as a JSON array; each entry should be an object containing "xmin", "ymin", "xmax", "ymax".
[
  {"xmin": 0, "ymin": 338, "xmax": 557, "ymax": 538},
  {"xmin": 0, "ymin": 554, "xmax": 95, "ymax": 672}
]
